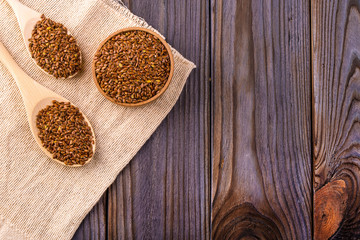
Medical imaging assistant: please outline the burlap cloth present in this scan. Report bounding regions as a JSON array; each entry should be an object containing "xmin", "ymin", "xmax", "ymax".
[{"xmin": 0, "ymin": 0, "xmax": 195, "ymax": 239}]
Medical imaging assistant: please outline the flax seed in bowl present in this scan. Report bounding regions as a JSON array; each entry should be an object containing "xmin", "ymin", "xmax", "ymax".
[{"xmin": 92, "ymin": 27, "xmax": 174, "ymax": 106}]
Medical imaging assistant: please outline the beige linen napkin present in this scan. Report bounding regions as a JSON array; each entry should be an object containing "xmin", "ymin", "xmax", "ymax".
[{"xmin": 0, "ymin": 0, "xmax": 195, "ymax": 239}]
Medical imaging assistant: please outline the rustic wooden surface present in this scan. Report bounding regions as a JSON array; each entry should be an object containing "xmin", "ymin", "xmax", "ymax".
[
  {"xmin": 211, "ymin": 0, "xmax": 312, "ymax": 239},
  {"xmin": 73, "ymin": 0, "xmax": 210, "ymax": 239},
  {"xmin": 312, "ymin": 0, "xmax": 360, "ymax": 239},
  {"xmin": 69, "ymin": 0, "xmax": 360, "ymax": 239}
]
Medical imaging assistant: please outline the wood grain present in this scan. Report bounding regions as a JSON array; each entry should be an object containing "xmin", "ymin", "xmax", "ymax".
[
  {"xmin": 74, "ymin": 0, "xmax": 210, "ymax": 239},
  {"xmin": 73, "ymin": 195, "xmax": 107, "ymax": 240},
  {"xmin": 312, "ymin": 0, "xmax": 360, "ymax": 239},
  {"xmin": 211, "ymin": 0, "xmax": 312, "ymax": 239}
]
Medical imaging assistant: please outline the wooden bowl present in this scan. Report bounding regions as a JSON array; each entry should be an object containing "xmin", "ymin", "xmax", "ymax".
[{"xmin": 92, "ymin": 27, "xmax": 174, "ymax": 107}]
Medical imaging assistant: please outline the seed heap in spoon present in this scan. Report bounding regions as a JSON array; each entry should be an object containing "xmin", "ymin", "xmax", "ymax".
[
  {"xmin": 29, "ymin": 15, "xmax": 82, "ymax": 79},
  {"xmin": 36, "ymin": 101, "xmax": 94, "ymax": 166}
]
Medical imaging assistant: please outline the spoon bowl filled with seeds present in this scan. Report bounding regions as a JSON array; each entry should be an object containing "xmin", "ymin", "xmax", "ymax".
[
  {"xmin": 5, "ymin": 0, "xmax": 82, "ymax": 79},
  {"xmin": 0, "ymin": 42, "xmax": 95, "ymax": 167},
  {"xmin": 92, "ymin": 27, "xmax": 174, "ymax": 106},
  {"xmin": 32, "ymin": 98, "xmax": 95, "ymax": 166}
]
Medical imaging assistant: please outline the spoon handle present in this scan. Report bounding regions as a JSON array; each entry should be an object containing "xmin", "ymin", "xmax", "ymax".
[
  {"xmin": 5, "ymin": 0, "xmax": 41, "ymax": 24},
  {"xmin": 4, "ymin": 0, "xmax": 22, "ymax": 11},
  {"xmin": 0, "ymin": 42, "xmax": 26, "ymax": 79},
  {"xmin": 5, "ymin": 0, "xmax": 42, "ymax": 42},
  {"xmin": 0, "ymin": 41, "xmax": 46, "ymax": 110}
]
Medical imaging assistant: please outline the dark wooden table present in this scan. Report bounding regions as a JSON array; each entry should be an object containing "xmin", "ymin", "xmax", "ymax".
[{"xmin": 73, "ymin": 0, "xmax": 360, "ymax": 239}]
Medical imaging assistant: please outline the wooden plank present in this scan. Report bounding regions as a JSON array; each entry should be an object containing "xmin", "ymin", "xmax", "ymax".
[
  {"xmin": 312, "ymin": 0, "xmax": 360, "ymax": 239},
  {"xmin": 211, "ymin": 0, "xmax": 312, "ymax": 239},
  {"xmin": 72, "ymin": 195, "xmax": 107, "ymax": 240},
  {"xmin": 106, "ymin": 0, "xmax": 210, "ymax": 239}
]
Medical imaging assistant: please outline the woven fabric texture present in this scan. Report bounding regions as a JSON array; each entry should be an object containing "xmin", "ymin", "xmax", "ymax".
[{"xmin": 0, "ymin": 0, "xmax": 195, "ymax": 239}]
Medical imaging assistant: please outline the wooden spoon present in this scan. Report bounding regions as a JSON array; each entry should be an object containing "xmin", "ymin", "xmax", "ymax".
[
  {"xmin": 0, "ymin": 42, "xmax": 95, "ymax": 167},
  {"xmin": 4, "ymin": 0, "xmax": 82, "ymax": 79}
]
